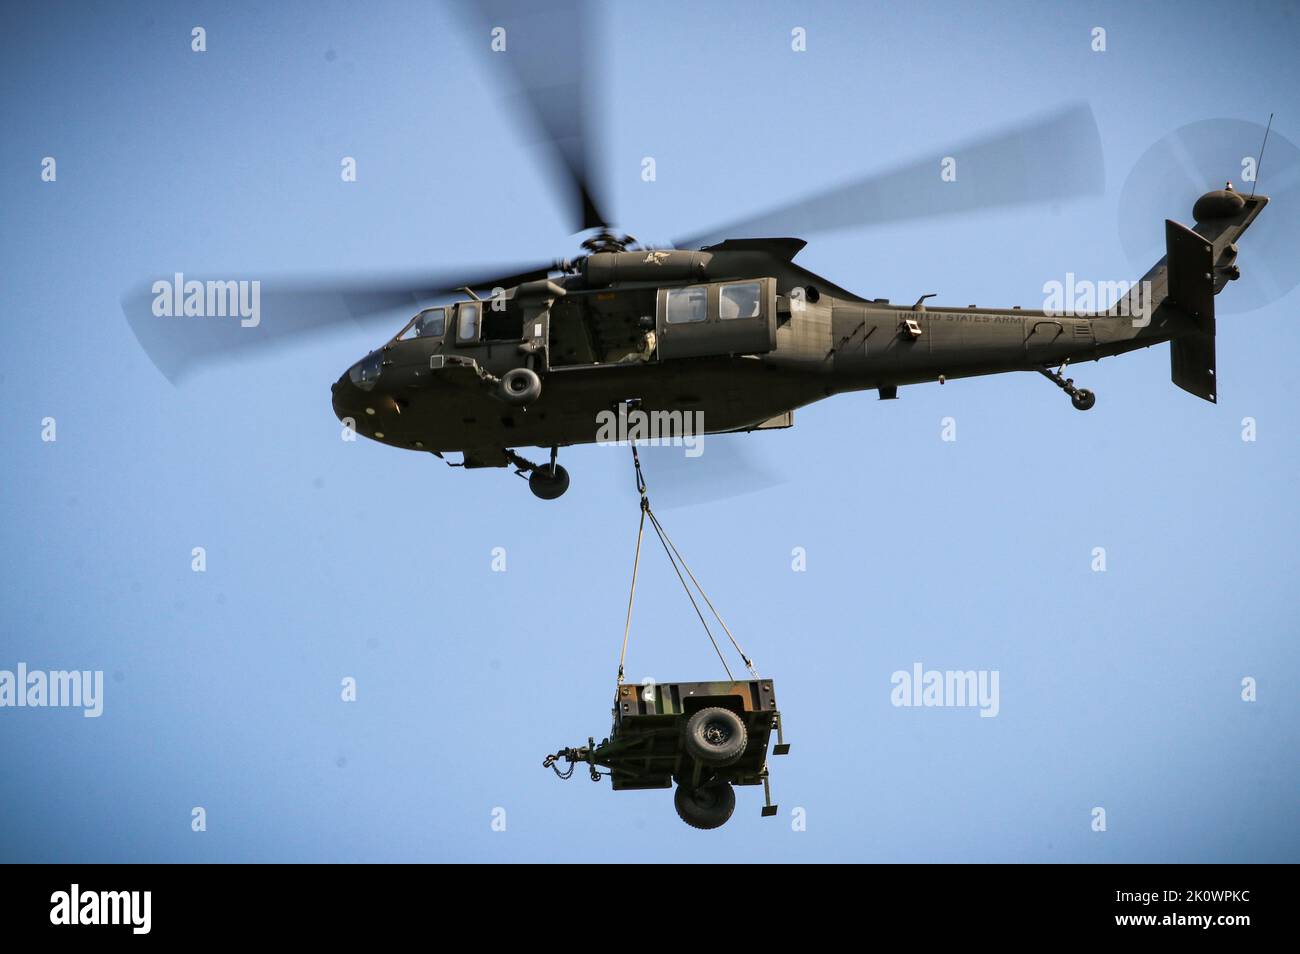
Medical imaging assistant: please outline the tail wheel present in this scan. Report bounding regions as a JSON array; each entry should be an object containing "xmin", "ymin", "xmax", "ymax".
[
  {"xmin": 500, "ymin": 367, "xmax": 542, "ymax": 405},
  {"xmin": 683, "ymin": 706, "xmax": 747, "ymax": 766},
  {"xmin": 673, "ymin": 782, "xmax": 736, "ymax": 830},
  {"xmin": 1071, "ymin": 388, "xmax": 1096, "ymax": 411}
]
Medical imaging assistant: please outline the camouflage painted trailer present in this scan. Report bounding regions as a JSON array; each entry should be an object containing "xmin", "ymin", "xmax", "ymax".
[{"xmin": 545, "ymin": 679, "xmax": 790, "ymax": 829}]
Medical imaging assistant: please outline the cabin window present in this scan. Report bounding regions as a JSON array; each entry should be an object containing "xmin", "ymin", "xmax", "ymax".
[
  {"xmin": 719, "ymin": 282, "xmax": 762, "ymax": 320},
  {"xmin": 415, "ymin": 307, "xmax": 446, "ymax": 338},
  {"xmin": 665, "ymin": 286, "xmax": 707, "ymax": 324},
  {"xmin": 456, "ymin": 302, "xmax": 481, "ymax": 342}
]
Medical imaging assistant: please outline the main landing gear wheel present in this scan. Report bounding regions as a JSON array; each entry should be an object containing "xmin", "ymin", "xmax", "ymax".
[
  {"xmin": 673, "ymin": 781, "xmax": 736, "ymax": 830},
  {"xmin": 1071, "ymin": 388, "xmax": 1096, "ymax": 411},
  {"xmin": 528, "ymin": 463, "xmax": 569, "ymax": 499},
  {"xmin": 506, "ymin": 447, "xmax": 570, "ymax": 500},
  {"xmin": 683, "ymin": 707, "xmax": 748, "ymax": 766}
]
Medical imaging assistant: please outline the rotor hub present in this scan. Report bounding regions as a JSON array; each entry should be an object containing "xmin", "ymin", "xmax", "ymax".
[{"xmin": 580, "ymin": 229, "xmax": 639, "ymax": 255}]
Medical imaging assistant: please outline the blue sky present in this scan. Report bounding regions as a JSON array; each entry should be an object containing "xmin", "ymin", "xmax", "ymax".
[{"xmin": 1, "ymin": 0, "xmax": 1296, "ymax": 862}]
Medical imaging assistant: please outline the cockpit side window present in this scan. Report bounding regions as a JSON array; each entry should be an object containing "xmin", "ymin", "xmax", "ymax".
[
  {"xmin": 456, "ymin": 302, "xmax": 481, "ymax": 342},
  {"xmin": 414, "ymin": 307, "xmax": 446, "ymax": 338}
]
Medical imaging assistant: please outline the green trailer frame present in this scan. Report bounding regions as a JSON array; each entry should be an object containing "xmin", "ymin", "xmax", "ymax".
[{"xmin": 548, "ymin": 679, "xmax": 791, "ymax": 820}]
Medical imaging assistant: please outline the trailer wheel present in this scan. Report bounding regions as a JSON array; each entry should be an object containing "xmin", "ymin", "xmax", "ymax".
[
  {"xmin": 674, "ymin": 782, "xmax": 735, "ymax": 830},
  {"xmin": 683, "ymin": 706, "xmax": 747, "ymax": 766}
]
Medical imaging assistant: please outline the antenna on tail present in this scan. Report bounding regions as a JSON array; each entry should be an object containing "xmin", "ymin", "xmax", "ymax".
[{"xmin": 1251, "ymin": 113, "xmax": 1274, "ymax": 198}]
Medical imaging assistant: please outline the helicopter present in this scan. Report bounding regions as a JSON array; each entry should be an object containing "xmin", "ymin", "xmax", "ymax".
[
  {"xmin": 320, "ymin": 176, "xmax": 1263, "ymax": 501},
  {"xmin": 122, "ymin": 2, "xmax": 1270, "ymax": 500}
]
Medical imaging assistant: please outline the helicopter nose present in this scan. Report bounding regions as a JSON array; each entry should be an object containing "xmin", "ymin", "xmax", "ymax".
[
  {"xmin": 332, "ymin": 362, "xmax": 401, "ymax": 442},
  {"xmin": 331, "ymin": 364, "xmax": 381, "ymax": 429},
  {"xmin": 330, "ymin": 371, "xmax": 356, "ymax": 422},
  {"xmin": 333, "ymin": 351, "xmax": 382, "ymax": 420}
]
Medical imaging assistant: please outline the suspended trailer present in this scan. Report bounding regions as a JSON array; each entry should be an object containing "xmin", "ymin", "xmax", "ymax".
[
  {"xmin": 545, "ymin": 679, "xmax": 791, "ymax": 830},
  {"xmin": 544, "ymin": 445, "xmax": 792, "ymax": 830}
]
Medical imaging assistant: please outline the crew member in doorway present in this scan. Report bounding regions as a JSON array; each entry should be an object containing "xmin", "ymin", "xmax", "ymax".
[{"xmin": 618, "ymin": 318, "xmax": 657, "ymax": 364}]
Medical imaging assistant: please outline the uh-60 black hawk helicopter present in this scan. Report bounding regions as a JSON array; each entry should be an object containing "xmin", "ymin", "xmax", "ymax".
[{"xmin": 123, "ymin": 3, "xmax": 1270, "ymax": 500}]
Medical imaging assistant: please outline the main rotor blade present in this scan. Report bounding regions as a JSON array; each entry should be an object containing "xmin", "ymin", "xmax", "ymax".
[
  {"xmin": 457, "ymin": 0, "xmax": 610, "ymax": 232},
  {"xmin": 121, "ymin": 263, "xmax": 554, "ymax": 383},
  {"xmin": 674, "ymin": 103, "xmax": 1104, "ymax": 248}
]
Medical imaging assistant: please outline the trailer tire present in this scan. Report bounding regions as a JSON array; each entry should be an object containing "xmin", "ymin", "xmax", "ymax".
[
  {"xmin": 674, "ymin": 782, "xmax": 735, "ymax": 830},
  {"xmin": 683, "ymin": 706, "xmax": 747, "ymax": 766}
]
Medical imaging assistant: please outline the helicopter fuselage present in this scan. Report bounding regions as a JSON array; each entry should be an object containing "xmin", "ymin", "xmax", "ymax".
[{"xmin": 329, "ymin": 236, "xmax": 1193, "ymax": 461}]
